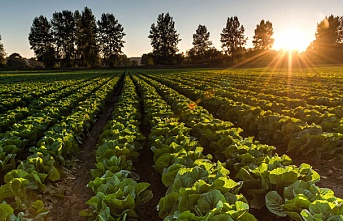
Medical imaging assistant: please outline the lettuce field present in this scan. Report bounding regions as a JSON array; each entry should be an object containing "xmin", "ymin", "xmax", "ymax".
[{"xmin": 0, "ymin": 68, "xmax": 343, "ymax": 221}]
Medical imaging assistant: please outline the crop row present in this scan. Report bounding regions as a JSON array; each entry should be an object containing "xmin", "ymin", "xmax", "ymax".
[
  {"xmin": 205, "ymin": 70, "xmax": 343, "ymax": 106},
  {"xmin": 147, "ymin": 72, "xmax": 343, "ymax": 159},
  {"xmin": 131, "ymin": 73, "xmax": 256, "ymax": 220},
  {"xmin": 0, "ymin": 72, "xmax": 121, "ymax": 220},
  {"xmin": 136, "ymin": 72, "xmax": 343, "ymax": 220},
  {"xmin": 0, "ymin": 72, "xmax": 108, "ymax": 113},
  {"xmin": 1, "ymin": 70, "xmax": 343, "ymax": 220},
  {"xmin": 151, "ymin": 69, "xmax": 343, "ymax": 107},
  {"xmin": 0, "ymin": 74, "xmax": 110, "ymax": 133},
  {"xmin": 81, "ymin": 74, "xmax": 153, "ymax": 220},
  {"xmin": 163, "ymin": 71, "xmax": 343, "ymax": 134},
  {"xmin": 0, "ymin": 74, "xmax": 115, "ymax": 178}
]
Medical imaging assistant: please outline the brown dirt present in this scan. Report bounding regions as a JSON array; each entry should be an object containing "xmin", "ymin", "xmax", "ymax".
[
  {"xmin": 292, "ymin": 156, "xmax": 343, "ymax": 198},
  {"xmin": 134, "ymin": 139, "xmax": 166, "ymax": 221},
  {"xmin": 134, "ymin": 100, "xmax": 167, "ymax": 220},
  {"xmin": 46, "ymin": 74, "xmax": 167, "ymax": 221},
  {"xmin": 43, "ymin": 73, "xmax": 343, "ymax": 221},
  {"xmin": 272, "ymin": 143, "xmax": 343, "ymax": 198},
  {"xmin": 47, "ymin": 78, "xmax": 123, "ymax": 221},
  {"xmin": 133, "ymin": 75, "xmax": 167, "ymax": 221}
]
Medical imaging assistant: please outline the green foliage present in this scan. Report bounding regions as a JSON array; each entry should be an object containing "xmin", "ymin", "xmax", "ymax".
[
  {"xmin": 82, "ymin": 75, "xmax": 152, "ymax": 220},
  {"xmin": 2, "ymin": 68, "xmax": 343, "ymax": 221},
  {"xmin": 313, "ymin": 15, "xmax": 343, "ymax": 49},
  {"xmin": 220, "ymin": 16, "xmax": 247, "ymax": 58},
  {"xmin": 6, "ymin": 53, "xmax": 28, "ymax": 69},
  {"xmin": 266, "ymin": 181, "xmax": 343, "ymax": 220},
  {"xmin": 306, "ymin": 15, "xmax": 343, "ymax": 63},
  {"xmin": 0, "ymin": 203, "xmax": 14, "ymax": 220},
  {"xmin": 84, "ymin": 171, "xmax": 152, "ymax": 220},
  {"xmin": 51, "ymin": 10, "xmax": 76, "ymax": 67},
  {"xmin": 77, "ymin": 7, "xmax": 99, "ymax": 67},
  {"xmin": 252, "ymin": 19, "xmax": 274, "ymax": 50},
  {"xmin": 132, "ymin": 74, "xmax": 257, "ymax": 220},
  {"xmin": 137, "ymin": 70, "xmax": 343, "ymax": 220},
  {"xmin": 28, "ymin": 15, "xmax": 54, "ymax": 65},
  {"xmin": 29, "ymin": 7, "xmax": 130, "ymax": 68},
  {"xmin": 0, "ymin": 34, "xmax": 6, "ymax": 67},
  {"xmin": 0, "ymin": 71, "xmax": 122, "ymax": 219},
  {"xmin": 148, "ymin": 12, "xmax": 181, "ymax": 65},
  {"xmin": 187, "ymin": 24, "xmax": 213, "ymax": 63},
  {"xmin": 97, "ymin": 13, "xmax": 125, "ymax": 67}
]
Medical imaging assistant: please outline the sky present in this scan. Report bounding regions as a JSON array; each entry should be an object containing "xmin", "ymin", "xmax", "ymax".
[{"xmin": 0, "ymin": 0, "xmax": 343, "ymax": 58}]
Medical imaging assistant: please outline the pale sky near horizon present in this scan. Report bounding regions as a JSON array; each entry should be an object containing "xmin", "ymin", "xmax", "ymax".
[{"xmin": 0, "ymin": 0, "xmax": 342, "ymax": 58}]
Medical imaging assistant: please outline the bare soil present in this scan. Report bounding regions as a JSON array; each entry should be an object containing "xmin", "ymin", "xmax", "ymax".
[
  {"xmin": 42, "ymin": 73, "xmax": 343, "ymax": 220},
  {"xmin": 47, "ymin": 79, "xmax": 123, "ymax": 221},
  {"xmin": 46, "ymin": 75, "xmax": 166, "ymax": 221},
  {"xmin": 293, "ymin": 156, "xmax": 343, "ymax": 198},
  {"xmin": 134, "ymin": 85, "xmax": 167, "ymax": 221},
  {"xmin": 135, "ymin": 143, "xmax": 166, "ymax": 221}
]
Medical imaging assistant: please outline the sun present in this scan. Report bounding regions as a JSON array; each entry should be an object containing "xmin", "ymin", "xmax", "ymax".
[{"xmin": 274, "ymin": 27, "xmax": 309, "ymax": 52}]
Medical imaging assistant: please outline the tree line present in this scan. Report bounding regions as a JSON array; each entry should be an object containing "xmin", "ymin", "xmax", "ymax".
[
  {"xmin": 144, "ymin": 13, "xmax": 274, "ymax": 65},
  {"xmin": 26, "ymin": 7, "xmax": 126, "ymax": 68},
  {"xmin": 306, "ymin": 15, "xmax": 343, "ymax": 63},
  {"xmin": 0, "ymin": 8, "xmax": 343, "ymax": 68}
]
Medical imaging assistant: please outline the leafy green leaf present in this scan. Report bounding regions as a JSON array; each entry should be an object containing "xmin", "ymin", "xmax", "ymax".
[
  {"xmin": 327, "ymin": 215, "xmax": 343, "ymax": 221},
  {"xmin": 309, "ymin": 200, "xmax": 335, "ymax": 219},
  {"xmin": 48, "ymin": 166, "xmax": 60, "ymax": 181},
  {"xmin": 0, "ymin": 204, "xmax": 14, "ymax": 220},
  {"xmin": 301, "ymin": 209, "xmax": 316, "ymax": 221},
  {"xmin": 269, "ymin": 167, "xmax": 298, "ymax": 192},
  {"xmin": 265, "ymin": 191, "xmax": 286, "ymax": 217}
]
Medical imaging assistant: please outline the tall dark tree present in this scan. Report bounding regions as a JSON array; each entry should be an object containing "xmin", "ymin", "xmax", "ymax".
[
  {"xmin": 97, "ymin": 13, "xmax": 125, "ymax": 67},
  {"xmin": 312, "ymin": 15, "xmax": 343, "ymax": 50},
  {"xmin": 51, "ymin": 10, "xmax": 77, "ymax": 67},
  {"xmin": 306, "ymin": 15, "xmax": 343, "ymax": 62},
  {"xmin": 188, "ymin": 25, "xmax": 212, "ymax": 62},
  {"xmin": 220, "ymin": 16, "xmax": 247, "ymax": 60},
  {"xmin": 76, "ymin": 7, "xmax": 99, "ymax": 67},
  {"xmin": 28, "ymin": 15, "xmax": 54, "ymax": 64},
  {"xmin": 148, "ymin": 12, "xmax": 181, "ymax": 64},
  {"xmin": 0, "ymin": 35, "xmax": 6, "ymax": 67},
  {"xmin": 252, "ymin": 20, "xmax": 274, "ymax": 50},
  {"xmin": 73, "ymin": 10, "xmax": 82, "ymax": 67}
]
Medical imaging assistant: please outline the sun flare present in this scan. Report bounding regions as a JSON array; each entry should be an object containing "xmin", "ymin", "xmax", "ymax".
[{"xmin": 274, "ymin": 27, "xmax": 309, "ymax": 52}]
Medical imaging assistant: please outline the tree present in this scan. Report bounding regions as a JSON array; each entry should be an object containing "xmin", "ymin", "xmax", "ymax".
[
  {"xmin": 6, "ymin": 53, "xmax": 28, "ymax": 69},
  {"xmin": 97, "ymin": 13, "xmax": 125, "ymax": 67},
  {"xmin": 76, "ymin": 7, "xmax": 99, "ymax": 67},
  {"xmin": 131, "ymin": 59, "xmax": 138, "ymax": 66},
  {"xmin": 306, "ymin": 15, "xmax": 343, "ymax": 63},
  {"xmin": 186, "ymin": 46, "xmax": 225, "ymax": 65},
  {"xmin": 28, "ymin": 58, "xmax": 44, "ymax": 68},
  {"xmin": 312, "ymin": 15, "xmax": 343, "ymax": 51},
  {"xmin": 73, "ymin": 10, "xmax": 82, "ymax": 67},
  {"xmin": 220, "ymin": 16, "xmax": 247, "ymax": 61},
  {"xmin": 205, "ymin": 47, "xmax": 225, "ymax": 64},
  {"xmin": 252, "ymin": 20, "xmax": 274, "ymax": 50},
  {"xmin": 28, "ymin": 15, "xmax": 54, "ymax": 63},
  {"xmin": 0, "ymin": 35, "xmax": 6, "ymax": 67},
  {"xmin": 41, "ymin": 47, "xmax": 57, "ymax": 68},
  {"xmin": 51, "ymin": 10, "xmax": 77, "ymax": 67},
  {"xmin": 188, "ymin": 25, "xmax": 212, "ymax": 63},
  {"xmin": 148, "ymin": 12, "xmax": 181, "ymax": 65},
  {"xmin": 141, "ymin": 53, "xmax": 154, "ymax": 65}
]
